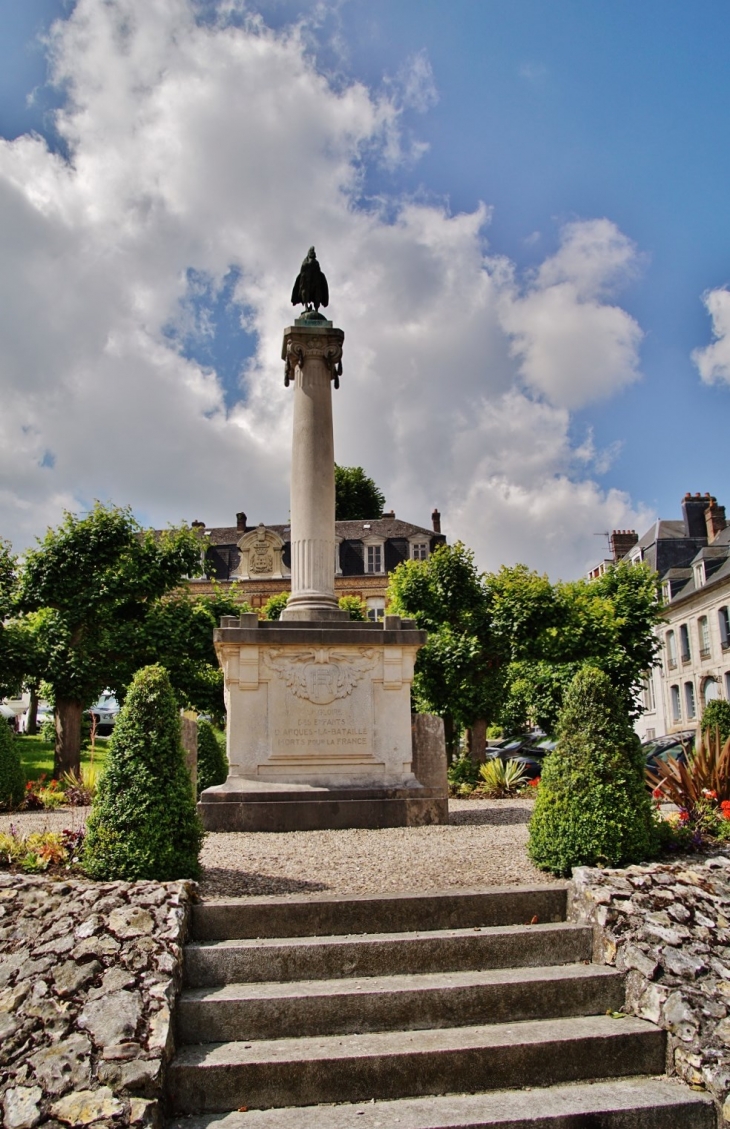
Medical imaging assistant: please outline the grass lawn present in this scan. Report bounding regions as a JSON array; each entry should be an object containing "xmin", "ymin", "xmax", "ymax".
[{"xmin": 15, "ymin": 734, "xmax": 109, "ymax": 781}]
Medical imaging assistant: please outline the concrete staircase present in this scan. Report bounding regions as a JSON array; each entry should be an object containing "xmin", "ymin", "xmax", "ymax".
[{"xmin": 167, "ymin": 886, "xmax": 714, "ymax": 1128}]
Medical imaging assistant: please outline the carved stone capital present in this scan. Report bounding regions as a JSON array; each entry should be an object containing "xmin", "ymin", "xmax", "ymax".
[{"xmin": 282, "ymin": 324, "xmax": 344, "ymax": 389}]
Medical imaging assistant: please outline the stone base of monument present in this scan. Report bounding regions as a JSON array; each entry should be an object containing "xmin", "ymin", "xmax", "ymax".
[{"xmin": 198, "ymin": 615, "xmax": 449, "ymax": 832}]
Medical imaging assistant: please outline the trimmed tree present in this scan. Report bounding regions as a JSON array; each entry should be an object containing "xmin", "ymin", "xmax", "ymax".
[
  {"xmin": 335, "ymin": 465, "xmax": 385, "ymax": 521},
  {"xmin": 18, "ymin": 503, "xmax": 202, "ymax": 777},
  {"xmin": 197, "ymin": 719, "xmax": 228, "ymax": 797},
  {"xmin": 0, "ymin": 724, "xmax": 25, "ymax": 811},
  {"xmin": 701, "ymin": 700, "xmax": 730, "ymax": 745},
  {"xmin": 528, "ymin": 666, "xmax": 657, "ymax": 876},
  {"xmin": 83, "ymin": 665, "xmax": 203, "ymax": 880}
]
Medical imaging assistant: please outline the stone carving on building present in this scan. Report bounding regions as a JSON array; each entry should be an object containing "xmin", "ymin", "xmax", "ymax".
[
  {"xmin": 264, "ymin": 646, "xmax": 377, "ymax": 705},
  {"xmin": 232, "ymin": 524, "xmax": 288, "ymax": 581}
]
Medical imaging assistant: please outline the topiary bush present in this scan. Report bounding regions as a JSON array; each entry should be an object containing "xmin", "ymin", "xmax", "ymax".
[
  {"xmin": 197, "ymin": 719, "xmax": 228, "ymax": 797},
  {"xmin": 701, "ymin": 699, "xmax": 730, "ymax": 746},
  {"xmin": 528, "ymin": 666, "xmax": 657, "ymax": 876},
  {"xmin": 0, "ymin": 724, "xmax": 25, "ymax": 810},
  {"xmin": 83, "ymin": 665, "xmax": 203, "ymax": 880}
]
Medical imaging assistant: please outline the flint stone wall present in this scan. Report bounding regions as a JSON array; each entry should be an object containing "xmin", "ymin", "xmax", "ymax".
[
  {"xmin": 571, "ymin": 855, "xmax": 730, "ymax": 1124},
  {"xmin": 0, "ymin": 873, "xmax": 194, "ymax": 1129}
]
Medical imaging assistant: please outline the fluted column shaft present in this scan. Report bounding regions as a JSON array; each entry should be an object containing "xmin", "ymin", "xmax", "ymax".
[{"xmin": 280, "ymin": 322, "xmax": 344, "ymax": 621}]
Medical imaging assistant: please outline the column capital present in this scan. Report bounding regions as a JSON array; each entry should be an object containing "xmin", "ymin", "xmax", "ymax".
[{"xmin": 282, "ymin": 323, "xmax": 344, "ymax": 389}]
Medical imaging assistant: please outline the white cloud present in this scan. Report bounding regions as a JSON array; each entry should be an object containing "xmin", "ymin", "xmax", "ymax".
[
  {"xmin": 498, "ymin": 219, "xmax": 644, "ymax": 410},
  {"xmin": 0, "ymin": 0, "xmax": 651, "ymax": 577},
  {"xmin": 692, "ymin": 287, "xmax": 730, "ymax": 385}
]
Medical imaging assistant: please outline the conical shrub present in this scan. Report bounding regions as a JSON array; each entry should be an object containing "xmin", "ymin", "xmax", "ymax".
[
  {"xmin": 0, "ymin": 723, "xmax": 24, "ymax": 810},
  {"xmin": 197, "ymin": 718, "xmax": 228, "ymax": 798},
  {"xmin": 528, "ymin": 665, "xmax": 657, "ymax": 876},
  {"xmin": 83, "ymin": 665, "xmax": 203, "ymax": 880}
]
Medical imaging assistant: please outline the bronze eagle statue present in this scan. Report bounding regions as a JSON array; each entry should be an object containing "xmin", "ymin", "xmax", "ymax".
[{"xmin": 291, "ymin": 247, "xmax": 329, "ymax": 313}]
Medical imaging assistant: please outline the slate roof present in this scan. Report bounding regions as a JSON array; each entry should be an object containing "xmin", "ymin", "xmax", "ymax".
[
  {"xmin": 624, "ymin": 500, "xmax": 730, "ymax": 606},
  {"xmin": 203, "ymin": 517, "xmax": 437, "ymax": 546}
]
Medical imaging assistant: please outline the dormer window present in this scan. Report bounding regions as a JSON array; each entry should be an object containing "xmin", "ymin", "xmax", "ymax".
[
  {"xmin": 662, "ymin": 581, "xmax": 671, "ymax": 603},
  {"xmin": 695, "ymin": 562, "xmax": 706, "ymax": 588},
  {"xmin": 365, "ymin": 543, "xmax": 384, "ymax": 573},
  {"xmin": 411, "ymin": 541, "xmax": 429, "ymax": 561}
]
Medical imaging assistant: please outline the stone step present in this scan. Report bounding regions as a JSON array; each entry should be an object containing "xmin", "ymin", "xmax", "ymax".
[
  {"xmin": 177, "ymin": 962, "xmax": 623, "ymax": 1043},
  {"xmin": 167, "ymin": 1014, "xmax": 665, "ymax": 1114},
  {"xmin": 191, "ymin": 885, "xmax": 569, "ymax": 941},
  {"xmin": 184, "ymin": 921, "xmax": 592, "ymax": 987},
  {"xmin": 168, "ymin": 1076, "xmax": 715, "ymax": 1129}
]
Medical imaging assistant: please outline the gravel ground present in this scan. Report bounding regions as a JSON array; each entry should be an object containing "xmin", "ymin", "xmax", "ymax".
[
  {"xmin": 0, "ymin": 798, "xmax": 556, "ymax": 898},
  {"xmin": 197, "ymin": 797, "xmax": 557, "ymax": 899}
]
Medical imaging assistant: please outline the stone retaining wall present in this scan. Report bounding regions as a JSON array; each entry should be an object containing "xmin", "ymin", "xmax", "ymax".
[
  {"xmin": 0, "ymin": 873, "xmax": 195, "ymax": 1129},
  {"xmin": 571, "ymin": 856, "xmax": 730, "ymax": 1124}
]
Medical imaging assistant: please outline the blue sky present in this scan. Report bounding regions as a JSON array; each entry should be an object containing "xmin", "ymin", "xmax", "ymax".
[{"xmin": 0, "ymin": 0, "xmax": 728, "ymax": 574}]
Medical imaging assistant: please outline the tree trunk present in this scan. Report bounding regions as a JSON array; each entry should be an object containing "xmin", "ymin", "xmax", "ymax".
[
  {"xmin": 26, "ymin": 684, "xmax": 39, "ymax": 736},
  {"xmin": 54, "ymin": 699, "xmax": 83, "ymax": 778},
  {"xmin": 467, "ymin": 718, "xmax": 487, "ymax": 764},
  {"xmin": 443, "ymin": 714, "xmax": 456, "ymax": 764}
]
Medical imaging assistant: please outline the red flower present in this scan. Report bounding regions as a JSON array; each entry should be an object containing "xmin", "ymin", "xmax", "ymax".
[
  {"xmin": 678, "ymin": 810, "xmax": 690, "ymax": 823},
  {"xmin": 652, "ymin": 787, "xmax": 663, "ymax": 799},
  {"xmin": 529, "ymin": 777, "xmax": 540, "ymax": 787}
]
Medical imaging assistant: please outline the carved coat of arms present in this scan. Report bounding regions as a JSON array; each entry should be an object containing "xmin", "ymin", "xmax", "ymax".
[{"xmin": 264, "ymin": 647, "xmax": 377, "ymax": 705}]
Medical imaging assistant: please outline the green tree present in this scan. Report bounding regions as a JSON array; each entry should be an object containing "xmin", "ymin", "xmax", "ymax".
[
  {"xmin": 338, "ymin": 594, "xmax": 367, "ymax": 620},
  {"xmin": 138, "ymin": 585, "xmax": 247, "ymax": 724},
  {"xmin": 0, "ymin": 724, "xmax": 25, "ymax": 810},
  {"xmin": 18, "ymin": 503, "xmax": 201, "ymax": 776},
  {"xmin": 389, "ymin": 543, "xmax": 507, "ymax": 758},
  {"xmin": 335, "ymin": 465, "xmax": 386, "ymax": 521},
  {"xmin": 701, "ymin": 699, "xmax": 730, "ymax": 745},
  {"xmin": 0, "ymin": 610, "xmax": 53, "ymax": 733},
  {"xmin": 83, "ymin": 665, "xmax": 203, "ymax": 880},
  {"xmin": 197, "ymin": 719, "xmax": 228, "ymax": 797},
  {"xmin": 262, "ymin": 591, "xmax": 289, "ymax": 620},
  {"xmin": 492, "ymin": 561, "xmax": 662, "ymax": 731},
  {"xmin": 528, "ymin": 666, "xmax": 657, "ymax": 875}
]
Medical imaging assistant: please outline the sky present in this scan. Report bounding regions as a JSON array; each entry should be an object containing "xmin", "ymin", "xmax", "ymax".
[{"xmin": 0, "ymin": 0, "xmax": 729, "ymax": 578}]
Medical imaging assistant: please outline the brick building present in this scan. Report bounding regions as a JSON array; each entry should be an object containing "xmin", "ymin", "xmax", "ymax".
[{"xmin": 185, "ymin": 508, "xmax": 446, "ymax": 619}]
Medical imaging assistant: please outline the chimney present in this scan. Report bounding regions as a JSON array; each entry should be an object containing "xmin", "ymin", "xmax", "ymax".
[
  {"xmin": 682, "ymin": 492, "xmax": 711, "ymax": 539},
  {"xmin": 705, "ymin": 496, "xmax": 727, "ymax": 543},
  {"xmin": 383, "ymin": 509, "xmax": 395, "ymax": 519},
  {"xmin": 432, "ymin": 507, "xmax": 441, "ymax": 534},
  {"xmin": 191, "ymin": 520, "xmax": 205, "ymax": 533},
  {"xmin": 609, "ymin": 530, "xmax": 638, "ymax": 561},
  {"xmin": 236, "ymin": 511, "xmax": 247, "ymax": 533}
]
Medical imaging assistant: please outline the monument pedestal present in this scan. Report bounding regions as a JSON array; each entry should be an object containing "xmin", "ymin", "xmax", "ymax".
[{"xmin": 198, "ymin": 614, "xmax": 449, "ymax": 831}]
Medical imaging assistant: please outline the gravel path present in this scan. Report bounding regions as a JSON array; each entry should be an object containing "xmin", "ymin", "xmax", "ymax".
[
  {"xmin": 0, "ymin": 798, "xmax": 556, "ymax": 898},
  {"xmin": 197, "ymin": 797, "xmax": 556, "ymax": 899}
]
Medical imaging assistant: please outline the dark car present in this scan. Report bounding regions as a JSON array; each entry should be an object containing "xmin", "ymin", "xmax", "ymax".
[
  {"xmin": 485, "ymin": 736, "xmax": 557, "ymax": 780},
  {"xmin": 642, "ymin": 731, "xmax": 694, "ymax": 778}
]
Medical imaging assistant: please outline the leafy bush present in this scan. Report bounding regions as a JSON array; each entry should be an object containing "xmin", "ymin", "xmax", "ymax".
[
  {"xmin": 447, "ymin": 754, "xmax": 481, "ymax": 794},
  {"xmin": 197, "ymin": 719, "xmax": 228, "ymax": 797},
  {"xmin": 83, "ymin": 665, "xmax": 204, "ymax": 880},
  {"xmin": 0, "ymin": 723, "xmax": 25, "ymax": 810},
  {"xmin": 262, "ymin": 592, "xmax": 289, "ymax": 620},
  {"xmin": 701, "ymin": 700, "xmax": 730, "ymax": 745},
  {"xmin": 61, "ymin": 766, "xmax": 99, "ymax": 806},
  {"xmin": 528, "ymin": 666, "xmax": 657, "ymax": 876},
  {"xmin": 40, "ymin": 717, "xmax": 56, "ymax": 743},
  {"xmin": 0, "ymin": 829, "xmax": 84, "ymax": 871},
  {"xmin": 486, "ymin": 725, "xmax": 504, "ymax": 740},
  {"xmin": 338, "ymin": 595, "xmax": 367, "ymax": 620},
  {"xmin": 478, "ymin": 758, "xmax": 529, "ymax": 796}
]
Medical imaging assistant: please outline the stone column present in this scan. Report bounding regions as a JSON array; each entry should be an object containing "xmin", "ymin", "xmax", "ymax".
[{"xmin": 280, "ymin": 321, "xmax": 345, "ymax": 621}]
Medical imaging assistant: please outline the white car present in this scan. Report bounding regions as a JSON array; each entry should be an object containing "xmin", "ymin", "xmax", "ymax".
[
  {"xmin": 17, "ymin": 703, "xmax": 53, "ymax": 734},
  {"xmin": 89, "ymin": 692, "xmax": 120, "ymax": 735}
]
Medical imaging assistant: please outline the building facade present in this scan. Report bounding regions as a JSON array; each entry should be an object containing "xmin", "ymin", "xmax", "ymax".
[
  {"xmin": 184, "ymin": 508, "xmax": 446, "ymax": 619},
  {"xmin": 595, "ymin": 493, "xmax": 730, "ymax": 742}
]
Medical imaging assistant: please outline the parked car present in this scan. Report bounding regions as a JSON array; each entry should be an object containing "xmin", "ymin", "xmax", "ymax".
[
  {"xmin": 89, "ymin": 692, "xmax": 120, "ymax": 736},
  {"xmin": 17, "ymin": 702, "xmax": 53, "ymax": 734},
  {"xmin": 642, "ymin": 731, "xmax": 694, "ymax": 777},
  {"xmin": 0, "ymin": 703, "xmax": 16, "ymax": 729},
  {"xmin": 484, "ymin": 735, "xmax": 557, "ymax": 780}
]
